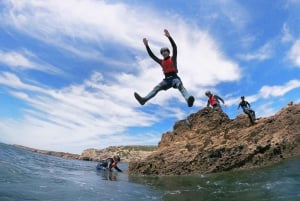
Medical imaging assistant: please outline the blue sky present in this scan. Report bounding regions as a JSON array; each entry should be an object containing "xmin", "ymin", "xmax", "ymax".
[{"xmin": 1, "ymin": 0, "xmax": 300, "ymax": 154}]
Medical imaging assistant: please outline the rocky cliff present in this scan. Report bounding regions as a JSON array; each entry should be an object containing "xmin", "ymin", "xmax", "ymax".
[
  {"xmin": 128, "ymin": 103, "xmax": 300, "ymax": 175},
  {"xmin": 79, "ymin": 145, "xmax": 156, "ymax": 162},
  {"xmin": 14, "ymin": 144, "xmax": 156, "ymax": 163}
]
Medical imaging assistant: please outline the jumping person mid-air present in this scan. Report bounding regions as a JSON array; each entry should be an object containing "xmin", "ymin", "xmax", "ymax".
[{"xmin": 134, "ymin": 29, "xmax": 194, "ymax": 107}]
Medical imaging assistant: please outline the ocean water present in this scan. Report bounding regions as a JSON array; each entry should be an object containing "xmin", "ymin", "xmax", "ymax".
[{"xmin": 0, "ymin": 143, "xmax": 299, "ymax": 201}]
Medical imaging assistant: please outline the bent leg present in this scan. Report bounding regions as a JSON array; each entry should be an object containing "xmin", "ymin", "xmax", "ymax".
[
  {"xmin": 244, "ymin": 110, "xmax": 254, "ymax": 124},
  {"xmin": 250, "ymin": 109, "xmax": 256, "ymax": 120}
]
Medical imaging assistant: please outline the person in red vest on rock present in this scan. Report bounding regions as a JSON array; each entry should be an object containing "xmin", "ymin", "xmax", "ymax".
[
  {"xmin": 134, "ymin": 29, "xmax": 194, "ymax": 107},
  {"xmin": 205, "ymin": 90, "xmax": 225, "ymax": 110}
]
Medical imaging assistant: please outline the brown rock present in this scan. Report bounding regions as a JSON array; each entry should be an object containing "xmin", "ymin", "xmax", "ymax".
[
  {"xmin": 79, "ymin": 146, "xmax": 156, "ymax": 162},
  {"xmin": 15, "ymin": 145, "xmax": 156, "ymax": 163},
  {"xmin": 128, "ymin": 104, "xmax": 300, "ymax": 176}
]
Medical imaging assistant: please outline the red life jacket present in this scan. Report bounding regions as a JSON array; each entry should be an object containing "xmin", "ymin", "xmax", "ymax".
[
  {"xmin": 209, "ymin": 95, "xmax": 218, "ymax": 106},
  {"xmin": 161, "ymin": 57, "xmax": 177, "ymax": 74}
]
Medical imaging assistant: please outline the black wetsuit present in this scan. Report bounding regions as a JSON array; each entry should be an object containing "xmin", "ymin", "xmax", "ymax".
[
  {"xmin": 238, "ymin": 100, "xmax": 251, "ymax": 111},
  {"xmin": 96, "ymin": 158, "xmax": 122, "ymax": 172},
  {"xmin": 138, "ymin": 35, "xmax": 193, "ymax": 106},
  {"xmin": 238, "ymin": 100, "xmax": 255, "ymax": 123},
  {"xmin": 145, "ymin": 36, "xmax": 178, "ymax": 77}
]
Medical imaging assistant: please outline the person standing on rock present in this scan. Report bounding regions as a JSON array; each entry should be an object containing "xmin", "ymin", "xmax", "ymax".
[
  {"xmin": 134, "ymin": 29, "xmax": 195, "ymax": 107},
  {"xmin": 238, "ymin": 96, "xmax": 256, "ymax": 125},
  {"xmin": 205, "ymin": 90, "xmax": 225, "ymax": 110},
  {"xmin": 96, "ymin": 155, "xmax": 122, "ymax": 172}
]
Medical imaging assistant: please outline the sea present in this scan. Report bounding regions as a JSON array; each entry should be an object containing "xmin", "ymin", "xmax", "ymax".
[{"xmin": 0, "ymin": 143, "xmax": 299, "ymax": 201}]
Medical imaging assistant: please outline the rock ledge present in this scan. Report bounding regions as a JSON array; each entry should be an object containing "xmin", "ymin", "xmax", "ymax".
[{"xmin": 128, "ymin": 103, "xmax": 300, "ymax": 175}]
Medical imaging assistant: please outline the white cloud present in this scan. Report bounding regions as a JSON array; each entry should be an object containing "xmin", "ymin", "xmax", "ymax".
[
  {"xmin": 281, "ymin": 23, "xmax": 293, "ymax": 43},
  {"xmin": 259, "ymin": 80, "xmax": 300, "ymax": 98},
  {"xmin": 1, "ymin": 0, "xmax": 156, "ymax": 59},
  {"xmin": 0, "ymin": 50, "xmax": 61, "ymax": 73},
  {"xmin": 218, "ymin": 0, "xmax": 249, "ymax": 29},
  {"xmin": 237, "ymin": 43, "xmax": 273, "ymax": 61},
  {"xmin": 255, "ymin": 101, "xmax": 277, "ymax": 118},
  {"xmin": 0, "ymin": 51, "xmax": 34, "ymax": 68},
  {"xmin": 0, "ymin": 0, "xmax": 243, "ymax": 153},
  {"xmin": 0, "ymin": 72, "xmax": 44, "ymax": 92},
  {"xmin": 288, "ymin": 39, "xmax": 300, "ymax": 67},
  {"xmin": 0, "ymin": 71, "xmax": 160, "ymax": 153},
  {"xmin": 200, "ymin": 0, "xmax": 250, "ymax": 31},
  {"xmin": 224, "ymin": 79, "xmax": 300, "ymax": 115},
  {"xmin": 1, "ymin": 0, "xmax": 241, "ymax": 84}
]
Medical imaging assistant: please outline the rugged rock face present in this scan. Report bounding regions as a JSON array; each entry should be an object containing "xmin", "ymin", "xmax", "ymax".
[
  {"xmin": 128, "ymin": 103, "xmax": 300, "ymax": 175},
  {"xmin": 79, "ymin": 146, "xmax": 156, "ymax": 162}
]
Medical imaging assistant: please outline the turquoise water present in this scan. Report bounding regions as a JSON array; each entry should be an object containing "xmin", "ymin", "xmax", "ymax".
[{"xmin": 0, "ymin": 143, "xmax": 299, "ymax": 201}]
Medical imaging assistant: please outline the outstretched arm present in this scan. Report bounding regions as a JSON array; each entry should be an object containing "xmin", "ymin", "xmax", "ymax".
[
  {"xmin": 206, "ymin": 100, "xmax": 210, "ymax": 107},
  {"xmin": 164, "ymin": 29, "xmax": 170, "ymax": 37},
  {"xmin": 164, "ymin": 29, "xmax": 177, "ymax": 59},
  {"xmin": 237, "ymin": 103, "xmax": 241, "ymax": 114},
  {"xmin": 114, "ymin": 166, "xmax": 122, "ymax": 172},
  {"xmin": 164, "ymin": 29, "xmax": 178, "ymax": 72},
  {"xmin": 246, "ymin": 101, "xmax": 251, "ymax": 108},
  {"xmin": 143, "ymin": 38, "xmax": 161, "ymax": 64},
  {"xmin": 106, "ymin": 159, "xmax": 112, "ymax": 171},
  {"xmin": 237, "ymin": 102, "xmax": 241, "ymax": 110},
  {"xmin": 215, "ymin": 95, "xmax": 225, "ymax": 104}
]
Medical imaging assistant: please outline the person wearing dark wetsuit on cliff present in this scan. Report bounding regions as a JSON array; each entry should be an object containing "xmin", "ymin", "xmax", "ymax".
[
  {"xmin": 205, "ymin": 90, "xmax": 225, "ymax": 111},
  {"xmin": 134, "ymin": 29, "xmax": 195, "ymax": 107},
  {"xmin": 96, "ymin": 155, "xmax": 122, "ymax": 172},
  {"xmin": 238, "ymin": 96, "xmax": 256, "ymax": 125}
]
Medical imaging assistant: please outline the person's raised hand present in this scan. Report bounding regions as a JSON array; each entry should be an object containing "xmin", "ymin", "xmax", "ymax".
[
  {"xmin": 164, "ymin": 29, "xmax": 170, "ymax": 37},
  {"xmin": 143, "ymin": 38, "xmax": 148, "ymax": 46}
]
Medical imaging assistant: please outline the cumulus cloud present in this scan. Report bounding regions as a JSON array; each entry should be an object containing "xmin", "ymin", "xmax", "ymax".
[
  {"xmin": 254, "ymin": 101, "xmax": 278, "ymax": 118},
  {"xmin": 0, "ymin": 0, "xmax": 298, "ymax": 153},
  {"xmin": 0, "ymin": 70, "xmax": 160, "ymax": 153},
  {"xmin": 259, "ymin": 80, "xmax": 300, "ymax": 98},
  {"xmin": 1, "ymin": 0, "xmax": 157, "ymax": 59},
  {"xmin": 1, "ymin": 0, "xmax": 241, "ymax": 82},
  {"xmin": 0, "ymin": 0, "xmax": 254, "ymax": 153},
  {"xmin": 225, "ymin": 79, "xmax": 300, "ymax": 114}
]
